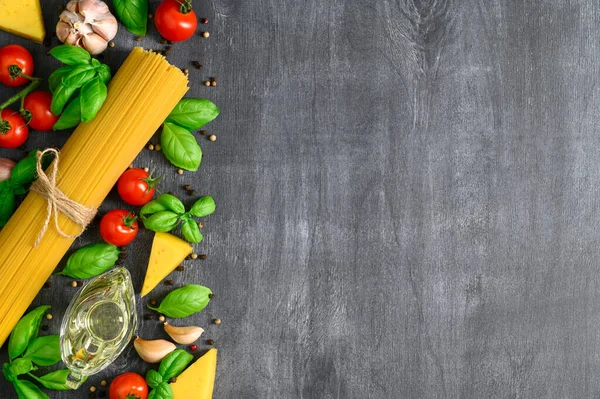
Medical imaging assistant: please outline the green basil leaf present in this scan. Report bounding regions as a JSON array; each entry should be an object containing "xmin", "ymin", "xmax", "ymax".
[
  {"xmin": 148, "ymin": 284, "xmax": 212, "ymax": 318},
  {"xmin": 142, "ymin": 211, "xmax": 180, "ymax": 233},
  {"xmin": 48, "ymin": 66, "xmax": 74, "ymax": 93},
  {"xmin": 91, "ymin": 58, "xmax": 101, "ymax": 67},
  {"xmin": 161, "ymin": 122, "xmax": 202, "ymax": 172},
  {"xmin": 146, "ymin": 369, "xmax": 163, "ymax": 389},
  {"xmin": 53, "ymin": 96, "xmax": 81, "ymax": 131},
  {"xmin": 49, "ymin": 45, "xmax": 91, "ymax": 66},
  {"xmin": 59, "ymin": 243, "xmax": 119, "ymax": 279},
  {"xmin": 28, "ymin": 369, "xmax": 85, "ymax": 390},
  {"xmin": 3, "ymin": 363, "xmax": 15, "ymax": 383},
  {"xmin": 80, "ymin": 76, "xmax": 107, "ymax": 123},
  {"xmin": 190, "ymin": 196, "xmax": 216, "ymax": 218},
  {"xmin": 8, "ymin": 305, "xmax": 50, "ymax": 360},
  {"xmin": 10, "ymin": 150, "xmax": 42, "ymax": 188},
  {"xmin": 13, "ymin": 379, "xmax": 49, "ymax": 399},
  {"xmin": 113, "ymin": 0, "xmax": 148, "ymax": 36},
  {"xmin": 181, "ymin": 218, "xmax": 203, "ymax": 243},
  {"xmin": 98, "ymin": 64, "xmax": 111, "ymax": 85},
  {"xmin": 23, "ymin": 335, "xmax": 61, "ymax": 367},
  {"xmin": 158, "ymin": 349, "xmax": 193, "ymax": 381},
  {"xmin": 62, "ymin": 65, "xmax": 96, "ymax": 88},
  {"xmin": 156, "ymin": 193, "xmax": 185, "ymax": 214},
  {"xmin": 51, "ymin": 84, "xmax": 78, "ymax": 115},
  {"xmin": 148, "ymin": 381, "xmax": 173, "ymax": 399},
  {"xmin": 140, "ymin": 200, "xmax": 168, "ymax": 219},
  {"xmin": 8, "ymin": 358, "xmax": 34, "ymax": 376},
  {"xmin": 166, "ymin": 98, "xmax": 220, "ymax": 131},
  {"xmin": 0, "ymin": 181, "xmax": 16, "ymax": 227}
]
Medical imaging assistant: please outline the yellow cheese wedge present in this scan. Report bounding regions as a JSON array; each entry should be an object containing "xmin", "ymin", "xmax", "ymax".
[
  {"xmin": 0, "ymin": 0, "xmax": 45, "ymax": 43},
  {"xmin": 171, "ymin": 349, "xmax": 217, "ymax": 399},
  {"xmin": 141, "ymin": 232, "xmax": 193, "ymax": 297}
]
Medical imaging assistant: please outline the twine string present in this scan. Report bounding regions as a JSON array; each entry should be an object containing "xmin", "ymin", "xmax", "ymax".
[{"xmin": 30, "ymin": 148, "xmax": 97, "ymax": 247}]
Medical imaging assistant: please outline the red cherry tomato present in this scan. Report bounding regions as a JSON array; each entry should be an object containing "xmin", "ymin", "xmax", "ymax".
[
  {"xmin": 0, "ymin": 44, "xmax": 34, "ymax": 87},
  {"xmin": 154, "ymin": 0, "xmax": 198, "ymax": 42},
  {"xmin": 99, "ymin": 210, "xmax": 139, "ymax": 246},
  {"xmin": 0, "ymin": 109, "xmax": 29, "ymax": 148},
  {"xmin": 23, "ymin": 91, "xmax": 60, "ymax": 131},
  {"xmin": 117, "ymin": 168, "xmax": 157, "ymax": 206},
  {"xmin": 109, "ymin": 372, "xmax": 148, "ymax": 399}
]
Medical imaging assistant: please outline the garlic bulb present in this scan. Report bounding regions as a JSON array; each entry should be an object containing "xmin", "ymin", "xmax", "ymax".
[
  {"xmin": 164, "ymin": 322, "xmax": 204, "ymax": 345},
  {"xmin": 0, "ymin": 159, "xmax": 15, "ymax": 182},
  {"xmin": 56, "ymin": 0, "xmax": 118, "ymax": 55},
  {"xmin": 133, "ymin": 337, "xmax": 177, "ymax": 363}
]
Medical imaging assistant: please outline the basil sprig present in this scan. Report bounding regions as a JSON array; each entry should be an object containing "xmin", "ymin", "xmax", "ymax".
[
  {"xmin": 160, "ymin": 98, "xmax": 219, "ymax": 171},
  {"xmin": 3, "ymin": 306, "xmax": 77, "ymax": 396},
  {"xmin": 0, "ymin": 150, "xmax": 53, "ymax": 226},
  {"xmin": 113, "ymin": 0, "xmax": 148, "ymax": 36},
  {"xmin": 148, "ymin": 284, "xmax": 212, "ymax": 318},
  {"xmin": 146, "ymin": 349, "xmax": 193, "ymax": 399},
  {"xmin": 140, "ymin": 194, "xmax": 215, "ymax": 243},
  {"xmin": 58, "ymin": 243, "xmax": 120, "ymax": 279},
  {"xmin": 49, "ymin": 45, "xmax": 112, "ymax": 130}
]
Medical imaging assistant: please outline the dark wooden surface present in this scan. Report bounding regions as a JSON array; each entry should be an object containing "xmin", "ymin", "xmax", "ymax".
[{"xmin": 1, "ymin": 0, "xmax": 599, "ymax": 398}]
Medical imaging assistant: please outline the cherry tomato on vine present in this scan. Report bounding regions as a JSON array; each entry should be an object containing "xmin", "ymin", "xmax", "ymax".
[
  {"xmin": 109, "ymin": 372, "xmax": 148, "ymax": 399},
  {"xmin": 100, "ymin": 210, "xmax": 139, "ymax": 246},
  {"xmin": 23, "ymin": 91, "xmax": 59, "ymax": 131},
  {"xmin": 154, "ymin": 0, "xmax": 198, "ymax": 42},
  {"xmin": 117, "ymin": 168, "xmax": 158, "ymax": 206},
  {"xmin": 0, "ymin": 109, "xmax": 29, "ymax": 148},
  {"xmin": 0, "ymin": 44, "xmax": 34, "ymax": 87}
]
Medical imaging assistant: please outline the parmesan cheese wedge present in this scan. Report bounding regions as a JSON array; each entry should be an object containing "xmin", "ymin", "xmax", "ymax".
[
  {"xmin": 0, "ymin": 0, "xmax": 45, "ymax": 43},
  {"xmin": 141, "ymin": 232, "xmax": 193, "ymax": 297}
]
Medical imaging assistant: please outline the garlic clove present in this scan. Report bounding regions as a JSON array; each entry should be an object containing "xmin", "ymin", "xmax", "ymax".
[
  {"xmin": 0, "ymin": 159, "xmax": 16, "ymax": 182},
  {"xmin": 164, "ymin": 322, "xmax": 205, "ymax": 345},
  {"xmin": 133, "ymin": 337, "xmax": 177, "ymax": 363},
  {"xmin": 91, "ymin": 16, "xmax": 118, "ymax": 41},
  {"xmin": 56, "ymin": 21, "xmax": 72, "ymax": 43},
  {"xmin": 79, "ymin": 0, "xmax": 111, "ymax": 17},
  {"xmin": 82, "ymin": 32, "xmax": 108, "ymax": 55}
]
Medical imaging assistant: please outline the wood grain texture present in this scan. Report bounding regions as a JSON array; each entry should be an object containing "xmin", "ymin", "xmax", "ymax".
[{"xmin": 1, "ymin": 0, "xmax": 600, "ymax": 397}]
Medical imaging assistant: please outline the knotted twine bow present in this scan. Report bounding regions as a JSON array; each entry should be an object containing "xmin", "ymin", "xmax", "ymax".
[{"xmin": 30, "ymin": 148, "xmax": 97, "ymax": 247}]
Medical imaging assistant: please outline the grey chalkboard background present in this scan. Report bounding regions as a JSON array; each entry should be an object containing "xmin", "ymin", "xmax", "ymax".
[{"xmin": 1, "ymin": 0, "xmax": 599, "ymax": 398}]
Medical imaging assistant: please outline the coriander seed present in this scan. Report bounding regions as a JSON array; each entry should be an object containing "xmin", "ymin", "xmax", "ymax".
[
  {"xmin": 147, "ymin": 144, "xmax": 154, "ymax": 150},
  {"xmin": 159, "ymin": 315, "xmax": 166, "ymax": 322},
  {"xmin": 71, "ymin": 281, "xmax": 77, "ymax": 287},
  {"xmin": 90, "ymin": 386, "xmax": 97, "ymax": 393},
  {"xmin": 191, "ymin": 253, "xmax": 198, "ymax": 259},
  {"xmin": 100, "ymin": 380, "xmax": 107, "ymax": 387},
  {"xmin": 177, "ymin": 169, "xmax": 184, "ymax": 175},
  {"xmin": 46, "ymin": 313, "xmax": 53, "ymax": 320},
  {"xmin": 202, "ymin": 31, "xmax": 210, "ymax": 38},
  {"xmin": 155, "ymin": 144, "xmax": 162, "ymax": 151},
  {"xmin": 108, "ymin": 41, "xmax": 115, "ymax": 48},
  {"xmin": 209, "ymin": 134, "xmax": 217, "ymax": 141},
  {"xmin": 204, "ymin": 80, "xmax": 211, "ymax": 87},
  {"xmin": 144, "ymin": 167, "xmax": 149, "ymax": 172},
  {"xmin": 214, "ymin": 318, "xmax": 222, "ymax": 325}
]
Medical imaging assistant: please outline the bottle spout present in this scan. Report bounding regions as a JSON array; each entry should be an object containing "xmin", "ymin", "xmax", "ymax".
[
  {"xmin": 65, "ymin": 369, "xmax": 84, "ymax": 389},
  {"xmin": 65, "ymin": 359, "xmax": 86, "ymax": 389}
]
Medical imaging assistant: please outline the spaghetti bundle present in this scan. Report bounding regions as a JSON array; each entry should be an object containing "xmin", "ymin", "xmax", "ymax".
[{"xmin": 0, "ymin": 48, "xmax": 188, "ymax": 345}]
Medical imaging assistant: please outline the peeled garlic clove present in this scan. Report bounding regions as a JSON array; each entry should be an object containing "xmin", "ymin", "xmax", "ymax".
[
  {"xmin": 82, "ymin": 32, "xmax": 108, "ymax": 55},
  {"xmin": 164, "ymin": 322, "xmax": 204, "ymax": 345},
  {"xmin": 133, "ymin": 337, "xmax": 176, "ymax": 363},
  {"xmin": 0, "ymin": 159, "xmax": 15, "ymax": 182}
]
